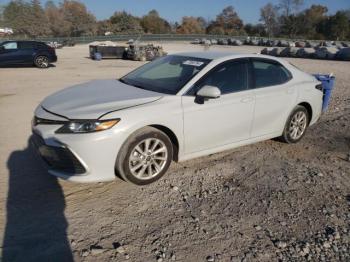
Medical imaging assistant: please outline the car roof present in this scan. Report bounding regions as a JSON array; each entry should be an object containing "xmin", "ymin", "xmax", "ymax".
[
  {"xmin": 173, "ymin": 51, "xmax": 241, "ymax": 60},
  {"xmin": 3, "ymin": 40, "xmax": 44, "ymax": 43},
  {"xmin": 173, "ymin": 51, "xmax": 284, "ymax": 63}
]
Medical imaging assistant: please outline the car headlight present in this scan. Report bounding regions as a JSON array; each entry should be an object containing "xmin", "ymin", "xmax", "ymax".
[{"xmin": 55, "ymin": 119, "xmax": 120, "ymax": 134}]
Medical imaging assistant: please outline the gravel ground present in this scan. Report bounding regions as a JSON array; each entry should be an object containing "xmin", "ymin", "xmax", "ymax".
[{"xmin": 0, "ymin": 43, "xmax": 349, "ymax": 262}]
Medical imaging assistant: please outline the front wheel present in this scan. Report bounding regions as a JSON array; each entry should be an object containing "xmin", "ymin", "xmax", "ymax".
[
  {"xmin": 34, "ymin": 56, "xmax": 49, "ymax": 68},
  {"xmin": 281, "ymin": 106, "xmax": 309, "ymax": 143},
  {"xmin": 115, "ymin": 127, "xmax": 173, "ymax": 185}
]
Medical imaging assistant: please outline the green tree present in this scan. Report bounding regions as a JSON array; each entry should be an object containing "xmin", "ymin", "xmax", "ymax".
[
  {"xmin": 207, "ymin": 6, "xmax": 244, "ymax": 35},
  {"xmin": 324, "ymin": 11, "xmax": 350, "ymax": 40},
  {"xmin": 0, "ymin": 5, "xmax": 5, "ymax": 26},
  {"xmin": 3, "ymin": 0, "xmax": 30, "ymax": 36},
  {"xmin": 140, "ymin": 10, "xmax": 171, "ymax": 34},
  {"xmin": 345, "ymin": 9, "xmax": 350, "ymax": 39},
  {"xmin": 244, "ymin": 23, "xmax": 266, "ymax": 37},
  {"xmin": 279, "ymin": 14, "xmax": 304, "ymax": 38},
  {"xmin": 278, "ymin": 0, "xmax": 304, "ymax": 38},
  {"xmin": 171, "ymin": 21, "xmax": 179, "ymax": 33},
  {"xmin": 45, "ymin": 1, "xmax": 71, "ymax": 37},
  {"xmin": 3, "ymin": 0, "xmax": 51, "ymax": 37},
  {"xmin": 260, "ymin": 3, "xmax": 279, "ymax": 37},
  {"xmin": 206, "ymin": 25, "xmax": 225, "ymax": 35},
  {"xmin": 109, "ymin": 11, "xmax": 143, "ymax": 33},
  {"xmin": 26, "ymin": 0, "xmax": 51, "ymax": 37},
  {"xmin": 97, "ymin": 20, "xmax": 114, "ymax": 35},
  {"xmin": 301, "ymin": 5, "xmax": 328, "ymax": 39},
  {"xmin": 197, "ymin": 17, "xmax": 208, "ymax": 32},
  {"xmin": 279, "ymin": 0, "xmax": 304, "ymax": 16},
  {"xmin": 345, "ymin": 9, "xmax": 350, "ymax": 18},
  {"xmin": 177, "ymin": 16, "xmax": 206, "ymax": 34},
  {"xmin": 61, "ymin": 0, "xmax": 97, "ymax": 36}
]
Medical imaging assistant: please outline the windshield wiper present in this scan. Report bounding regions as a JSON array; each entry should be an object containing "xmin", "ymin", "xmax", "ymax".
[
  {"xmin": 130, "ymin": 83, "xmax": 147, "ymax": 90},
  {"xmin": 120, "ymin": 78, "xmax": 147, "ymax": 90},
  {"xmin": 119, "ymin": 78, "xmax": 128, "ymax": 84}
]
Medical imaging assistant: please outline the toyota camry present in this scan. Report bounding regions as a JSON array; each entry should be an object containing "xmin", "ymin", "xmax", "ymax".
[{"xmin": 32, "ymin": 52, "xmax": 323, "ymax": 185}]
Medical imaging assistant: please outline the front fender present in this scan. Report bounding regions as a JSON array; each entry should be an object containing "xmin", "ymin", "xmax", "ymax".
[{"xmin": 101, "ymin": 96, "xmax": 185, "ymax": 157}]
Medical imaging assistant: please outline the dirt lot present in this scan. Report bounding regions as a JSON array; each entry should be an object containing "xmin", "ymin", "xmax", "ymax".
[{"xmin": 0, "ymin": 43, "xmax": 349, "ymax": 262}]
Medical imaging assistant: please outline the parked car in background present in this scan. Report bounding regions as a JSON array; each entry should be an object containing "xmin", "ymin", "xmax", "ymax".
[
  {"xmin": 32, "ymin": 52, "xmax": 323, "ymax": 185},
  {"xmin": 191, "ymin": 39, "xmax": 200, "ymax": 44},
  {"xmin": 0, "ymin": 40, "xmax": 57, "ymax": 68},
  {"xmin": 0, "ymin": 27, "xmax": 13, "ymax": 36}
]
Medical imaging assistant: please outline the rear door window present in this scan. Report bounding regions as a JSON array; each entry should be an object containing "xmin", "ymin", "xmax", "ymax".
[
  {"xmin": 19, "ymin": 42, "xmax": 36, "ymax": 49},
  {"xmin": 252, "ymin": 59, "xmax": 292, "ymax": 88}
]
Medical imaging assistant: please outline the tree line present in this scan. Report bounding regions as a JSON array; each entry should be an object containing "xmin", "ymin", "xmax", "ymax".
[{"xmin": 0, "ymin": 0, "xmax": 349, "ymax": 40}]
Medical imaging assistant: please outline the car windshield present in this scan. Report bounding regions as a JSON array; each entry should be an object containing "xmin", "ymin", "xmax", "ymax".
[{"xmin": 120, "ymin": 55, "xmax": 211, "ymax": 95}]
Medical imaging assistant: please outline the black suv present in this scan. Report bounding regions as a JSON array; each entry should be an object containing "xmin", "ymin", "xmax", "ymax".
[{"xmin": 0, "ymin": 40, "xmax": 57, "ymax": 68}]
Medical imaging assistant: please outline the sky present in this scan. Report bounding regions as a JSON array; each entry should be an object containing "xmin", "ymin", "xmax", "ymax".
[{"xmin": 0, "ymin": 0, "xmax": 349, "ymax": 24}]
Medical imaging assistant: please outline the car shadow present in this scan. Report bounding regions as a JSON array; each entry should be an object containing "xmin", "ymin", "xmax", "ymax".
[
  {"xmin": 0, "ymin": 64, "xmax": 56, "ymax": 69},
  {"xmin": 2, "ymin": 137, "xmax": 73, "ymax": 262},
  {"xmin": 84, "ymin": 56, "xmax": 126, "ymax": 60}
]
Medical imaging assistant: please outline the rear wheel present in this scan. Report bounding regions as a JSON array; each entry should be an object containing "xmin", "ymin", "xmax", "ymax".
[
  {"xmin": 116, "ymin": 127, "xmax": 173, "ymax": 185},
  {"xmin": 281, "ymin": 105, "xmax": 309, "ymax": 143},
  {"xmin": 34, "ymin": 56, "xmax": 49, "ymax": 68}
]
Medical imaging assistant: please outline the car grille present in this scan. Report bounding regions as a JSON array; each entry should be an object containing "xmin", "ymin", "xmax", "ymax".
[
  {"xmin": 31, "ymin": 133, "xmax": 86, "ymax": 175},
  {"xmin": 33, "ymin": 116, "xmax": 67, "ymax": 126}
]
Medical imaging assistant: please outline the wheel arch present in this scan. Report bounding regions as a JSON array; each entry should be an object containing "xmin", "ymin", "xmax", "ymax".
[
  {"xmin": 297, "ymin": 102, "xmax": 313, "ymax": 123},
  {"xmin": 149, "ymin": 124, "xmax": 179, "ymax": 162},
  {"xmin": 114, "ymin": 124, "xmax": 179, "ymax": 183},
  {"xmin": 33, "ymin": 53, "xmax": 49, "ymax": 67},
  {"xmin": 33, "ymin": 52, "xmax": 49, "ymax": 61}
]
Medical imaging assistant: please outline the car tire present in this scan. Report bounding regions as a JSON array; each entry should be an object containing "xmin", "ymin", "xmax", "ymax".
[
  {"xmin": 34, "ymin": 55, "xmax": 49, "ymax": 68},
  {"xmin": 115, "ymin": 127, "xmax": 173, "ymax": 185},
  {"xmin": 280, "ymin": 105, "xmax": 309, "ymax": 144}
]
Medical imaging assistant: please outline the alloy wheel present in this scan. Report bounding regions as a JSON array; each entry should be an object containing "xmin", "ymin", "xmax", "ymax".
[
  {"xmin": 36, "ymin": 56, "xmax": 49, "ymax": 68},
  {"xmin": 289, "ymin": 111, "xmax": 307, "ymax": 140},
  {"xmin": 128, "ymin": 138, "xmax": 168, "ymax": 180}
]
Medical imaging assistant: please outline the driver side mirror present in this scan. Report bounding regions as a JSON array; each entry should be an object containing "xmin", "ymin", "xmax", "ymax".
[
  {"xmin": 196, "ymin": 85, "xmax": 221, "ymax": 99},
  {"xmin": 0, "ymin": 46, "xmax": 5, "ymax": 52}
]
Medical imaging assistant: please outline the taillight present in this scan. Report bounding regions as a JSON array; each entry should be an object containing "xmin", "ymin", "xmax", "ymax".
[
  {"xmin": 48, "ymin": 46, "xmax": 55, "ymax": 52},
  {"xmin": 315, "ymin": 84, "xmax": 323, "ymax": 92}
]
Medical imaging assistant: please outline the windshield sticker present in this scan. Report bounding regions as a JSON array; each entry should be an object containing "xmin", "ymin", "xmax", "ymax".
[{"xmin": 183, "ymin": 60, "xmax": 204, "ymax": 67}]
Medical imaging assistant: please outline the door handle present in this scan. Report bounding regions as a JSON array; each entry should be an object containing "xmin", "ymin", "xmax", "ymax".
[{"xmin": 241, "ymin": 97, "xmax": 254, "ymax": 103}]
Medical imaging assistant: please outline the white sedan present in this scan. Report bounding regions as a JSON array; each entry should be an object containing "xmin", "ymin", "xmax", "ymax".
[{"xmin": 32, "ymin": 52, "xmax": 323, "ymax": 185}]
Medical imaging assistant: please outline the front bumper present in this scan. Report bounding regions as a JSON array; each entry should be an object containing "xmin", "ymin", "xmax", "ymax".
[
  {"xmin": 31, "ymin": 133, "xmax": 86, "ymax": 175},
  {"xmin": 31, "ymin": 120, "xmax": 128, "ymax": 183}
]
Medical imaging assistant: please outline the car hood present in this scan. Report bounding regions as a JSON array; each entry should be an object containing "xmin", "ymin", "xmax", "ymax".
[{"xmin": 41, "ymin": 79, "xmax": 163, "ymax": 119}]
